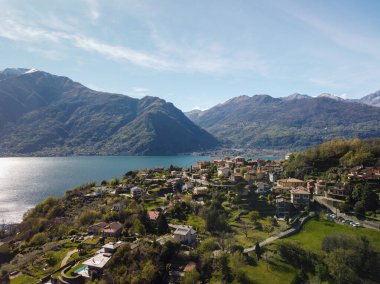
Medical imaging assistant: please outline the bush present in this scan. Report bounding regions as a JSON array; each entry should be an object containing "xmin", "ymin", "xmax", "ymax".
[
  {"xmin": 29, "ymin": 232, "xmax": 48, "ymax": 246},
  {"xmin": 78, "ymin": 210, "xmax": 101, "ymax": 226}
]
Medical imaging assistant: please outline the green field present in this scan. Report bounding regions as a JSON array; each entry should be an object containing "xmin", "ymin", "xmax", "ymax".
[
  {"xmin": 241, "ymin": 256, "xmax": 297, "ymax": 284},
  {"xmin": 280, "ymin": 218, "xmax": 380, "ymax": 253},
  {"xmin": 10, "ymin": 274, "xmax": 38, "ymax": 284}
]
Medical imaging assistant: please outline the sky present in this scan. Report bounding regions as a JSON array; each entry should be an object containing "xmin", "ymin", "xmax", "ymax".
[{"xmin": 0, "ymin": 0, "xmax": 379, "ymax": 111}]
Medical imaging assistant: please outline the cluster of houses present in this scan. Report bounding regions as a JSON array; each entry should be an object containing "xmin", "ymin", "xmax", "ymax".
[{"xmin": 74, "ymin": 158, "xmax": 380, "ymax": 280}]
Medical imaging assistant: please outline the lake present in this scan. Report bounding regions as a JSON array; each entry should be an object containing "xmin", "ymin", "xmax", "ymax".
[{"xmin": 0, "ymin": 155, "xmax": 280, "ymax": 223}]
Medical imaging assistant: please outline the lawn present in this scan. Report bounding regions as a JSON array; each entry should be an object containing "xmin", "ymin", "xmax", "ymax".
[
  {"xmin": 230, "ymin": 216, "xmax": 285, "ymax": 247},
  {"xmin": 187, "ymin": 214, "xmax": 205, "ymax": 230},
  {"xmin": 241, "ymin": 255, "xmax": 297, "ymax": 284},
  {"xmin": 280, "ymin": 218, "xmax": 380, "ymax": 253},
  {"xmin": 10, "ymin": 274, "xmax": 38, "ymax": 284},
  {"xmin": 66, "ymin": 261, "xmax": 85, "ymax": 275},
  {"xmin": 145, "ymin": 198, "xmax": 167, "ymax": 210}
]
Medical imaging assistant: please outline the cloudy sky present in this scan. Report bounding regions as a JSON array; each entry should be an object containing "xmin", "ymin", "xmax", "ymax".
[{"xmin": 0, "ymin": 0, "xmax": 379, "ymax": 111}]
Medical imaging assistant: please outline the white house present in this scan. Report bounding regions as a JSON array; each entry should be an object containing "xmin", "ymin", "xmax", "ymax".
[
  {"xmin": 173, "ymin": 225, "xmax": 196, "ymax": 244},
  {"xmin": 182, "ymin": 183, "xmax": 194, "ymax": 192},
  {"xmin": 131, "ymin": 186, "xmax": 142, "ymax": 197},
  {"xmin": 290, "ymin": 186, "xmax": 310, "ymax": 206},
  {"xmin": 194, "ymin": 186, "xmax": 208, "ymax": 195},
  {"xmin": 217, "ymin": 167, "xmax": 231, "ymax": 177}
]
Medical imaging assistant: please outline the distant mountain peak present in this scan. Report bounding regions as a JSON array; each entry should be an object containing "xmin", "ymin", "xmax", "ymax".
[
  {"xmin": 360, "ymin": 90, "xmax": 380, "ymax": 107},
  {"xmin": 317, "ymin": 93, "xmax": 344, "ymax": 101},
  {"xmin": 283, "ymin": 93, "xmax": 311, "ymax": 100},
  {"xmin": 224, "ymin": 95, "xmax": 251, "ymax": 104},
  {"xmin": 1, "ymin": 68, "xmax": 39, "ymax": 76}
]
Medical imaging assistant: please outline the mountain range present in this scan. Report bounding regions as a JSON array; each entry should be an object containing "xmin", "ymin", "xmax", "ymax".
[
  {"xmin": 186, "ymin": 93, "xmax": 380, "ymax": 149},
  {"xmin": 0, "ymin": 68, "xmax": 218, "ymax": 155},
  {"xmin": 1, "ymin": 68, "xmax": 379, "ymax": 155}
]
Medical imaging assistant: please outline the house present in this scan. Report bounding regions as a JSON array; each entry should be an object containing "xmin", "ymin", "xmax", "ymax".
[
  {"xmin": 102, "ymin": 241, "xmax": 124, "ymax": 253},
  {"xmin": 234, "ymin": 156, "xmax": 246, "ymax": 167},
  {"xmin": 87, "ymin": 222, "xmax": 108, "ymax": 235},
  {"xmin": 285, "ymin": 153, "xmax": 293, "ymax": 160},
  {"xmin": 131, "ymin": 186, "xmax": 142, "ymax": 197},
  {"xmin": 183, "ymin": 262, "xmax": 197, "ymax": 273},
  {"xmin": 230, "ymin": 173, "xmax": 245, "ymax": 183},
  {"xmin": 111, "ymin": 202, "xmax": 125, "ymax": 212},
  {"xmin": 255, "ymin": 182, "xmax": 270, "ymax": 194},
  {"xmin": 275, "ymin": 197, "xmax": 295, "ymax": 218},
  {"xmin": 173, "ymin": 225, "xmax": 196, "ymax": 244},
  {"xmin": 102, "ymin": 222, "xmax": 123, "ymax": 237},
  {"xmin": 243, "ymin": 171, "xmax": 256, "ymax": 181},
  {"xmin": 290, "ymin": 187, "xmax": 311, "ymax": 207},
  {"xmin": 269, "ymin": 172, "xmax": 279, "ymax": 183},
  {"xmin": 182, "ymin": 182, "xmax": 194, "ymax": 192},
  {"xmin": 271, "ymin": 186, "xmax": 291, "ymax": 194},
  {"xmin": 82, "ymin": 253, "xmax": 112, "ymax": 272},
  {"xmin": 217, "ymin": 167, "xmax": 231, "ymax": 177},
  {"xmin": 314, "ymin": 180, "xmax": 327, "ymax": 195},
  {"xmin": 80, "ymin": 242, "xmax": 124, "ymax": 277},
  {"xmin": 147, "ymin": 210, "xmax": 160, "ymax": 222},
  {"xmin": 191, "ymin": 173, "xmax": 201, "ymax": 180},
  {"xmin": 306, "ymin": 180, "xmax": 315, "ymax": 193},
  {"xmin": 277, "ymin": 178, "xmax": 304, "ymax": 188},
  {"xmin": 326, "ymin": 185, "xmax": 347, "ymax": 200},
  {"xmin": 193, "ymin": 186, "xmax": 208, "ymax": 195}
]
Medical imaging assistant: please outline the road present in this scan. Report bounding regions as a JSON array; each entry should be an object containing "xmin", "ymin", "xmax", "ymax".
[
  {"xmin": 244, "ymin": 216, "xmax": 310, "ymax": 253},
  {"xmin": 314, "ymin": 196, "xmax": 380, "ymax": 231},
  {"xmin": 60, "ymin": 249, "xmax": 78, "ymax": 268}
]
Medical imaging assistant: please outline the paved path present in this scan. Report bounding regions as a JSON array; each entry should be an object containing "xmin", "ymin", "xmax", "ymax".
[
  {"xmin": 60, "ymin": 249, "xmax": 78, "ymax": 268},
  {"xmin": 244, "ymin": 216, "xmax": 310, "ymax": 253}
]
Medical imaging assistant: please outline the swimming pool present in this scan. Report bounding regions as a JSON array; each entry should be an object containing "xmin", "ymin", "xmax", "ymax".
[{"xmin": 74, "ymin": 265, "xmax": 88, "ymax": 274}]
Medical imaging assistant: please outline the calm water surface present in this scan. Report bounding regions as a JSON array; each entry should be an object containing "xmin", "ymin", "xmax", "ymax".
[{"xmin": 0, "ymin": 155, "xmax": 279, "ymax": 223}]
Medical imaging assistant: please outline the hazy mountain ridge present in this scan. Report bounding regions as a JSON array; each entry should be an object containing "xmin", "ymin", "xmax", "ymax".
[
  {"xmin": 186, "ymin": 94, "xmax": 380, "ymax": 149},
  {"xmin": 0, "ymin": 69, "xmax": 218, "ymax": 156},
  {"xmin": 359, "ymin": 90, "xmax": 380, "ymax": 107}
]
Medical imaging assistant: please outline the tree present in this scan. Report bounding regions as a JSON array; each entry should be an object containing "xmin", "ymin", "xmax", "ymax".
[
  {"xmin": 182, "ymin": 269, "xmax": 200, "ymax": 284},
  {"xmin": 157, "ymin": 213, "xmax": 169, "ymax": 235},
  {"xmin": 110, "ymin": 177, "xmax": 120, "ymax": 187},
  {"xmin": 324, "ymin": 248, "xmax": 360, "ymax": 284},
  {"xmin": 361, "ymin": 188, "xmax": 378, "ymax": 212},
  {"xmin": 101, "ymin": 180, "xmax": 107, "ymax": 186},
  {"xmin": 248, "ymin": 211, "xmax": 260, "ymax": 222},
  {"xmin": 141, "ymin": 260, "xmax": 157, "ymax": 283},
  {"xmin": 255, "ymin": 242, "xmax": 262, "ymax": 260},
  {"xmin": 242, "ymin": 221, "xmax": 249, "ymax": 238},
  {"xmin": 205, "ymin": 208, "xmax": 228, "ymax": 232},
  {"xmin": 354, "ymin": 201, "xmax": 365, "ymax": 218}
]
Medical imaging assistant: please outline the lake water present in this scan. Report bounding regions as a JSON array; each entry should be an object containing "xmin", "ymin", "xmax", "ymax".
[{"xmin": 0, "ymin": 155, "xmax": 279, "ymax": 223}]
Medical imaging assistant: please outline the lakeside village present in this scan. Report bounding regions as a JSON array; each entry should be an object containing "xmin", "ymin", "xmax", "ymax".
[{"xmin": 1, "ymin": 155, "xmax": 380, "ymax": 284}]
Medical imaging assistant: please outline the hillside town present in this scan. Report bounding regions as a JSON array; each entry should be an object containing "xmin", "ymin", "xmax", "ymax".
[{"xmin": 1, "ymin": 153, "xmax": 379, "ymax": 284}]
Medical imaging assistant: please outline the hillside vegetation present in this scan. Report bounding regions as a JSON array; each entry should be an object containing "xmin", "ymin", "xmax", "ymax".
[{"xmin": 283, "ymin": 138, "xmax": 380, "ymax": 179}]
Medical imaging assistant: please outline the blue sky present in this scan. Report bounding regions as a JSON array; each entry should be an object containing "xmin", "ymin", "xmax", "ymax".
[{"xmin": 0, "ymin": 0, "xmax": 379, "ymax": 111}]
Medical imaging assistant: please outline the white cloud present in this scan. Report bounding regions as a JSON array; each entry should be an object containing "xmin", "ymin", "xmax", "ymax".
[
  {"xmin": 309, "ymin": 77, "xmax": 344, "ymax": 89},
  {"xmin": 131, "ymin": 87, "xmax": 149, "ymax": 93},
  {"xmin": 83, "ymin": 0, "xmax": 100, "ymax": 21},
  {"xmin": 128, "ymin": 86, "xmax": 149, "ymax": 98},
  {"xmin": 0, "ymin": 12, "xmax": 269, "ymax": 75},
  {"xmin": 283, "ymin": 5, "xmax": 380, "ymax": 60},
  {"xmin": 338, "ymin": 93, "xmax": 349, "ymax": 100}
]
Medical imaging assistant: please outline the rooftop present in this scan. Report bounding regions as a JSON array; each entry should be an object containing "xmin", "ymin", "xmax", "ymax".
[{"xmin": 83, "ymin": 253, "xmax": 112, "ymax": 269}]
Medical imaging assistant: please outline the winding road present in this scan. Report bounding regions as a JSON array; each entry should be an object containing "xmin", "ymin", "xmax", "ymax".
[{"xmin": 60, "ymin": 249, "xmax": 78, "ymax": 268}]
